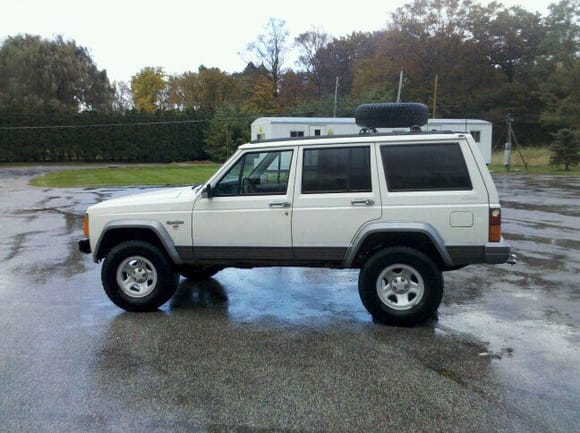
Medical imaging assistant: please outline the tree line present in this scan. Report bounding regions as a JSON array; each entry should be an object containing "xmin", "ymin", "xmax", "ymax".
[{"xmin": 0, "ymin": 0, "xmax": 578, "ymax": 165}]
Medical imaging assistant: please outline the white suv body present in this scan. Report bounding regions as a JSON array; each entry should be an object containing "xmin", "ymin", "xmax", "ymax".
[{"xmin": 80, "ymin": 131, "xmax": 512, "ymax": 325}]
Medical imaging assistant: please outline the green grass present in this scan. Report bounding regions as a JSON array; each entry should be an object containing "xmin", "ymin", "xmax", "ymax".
[
  {"xmin": 488, "ymin": 147, "xmax": 580, "ymax": 175},
  {"xmin": 30, "ymin": 164, "xmax": 221, "ymax": 187}
]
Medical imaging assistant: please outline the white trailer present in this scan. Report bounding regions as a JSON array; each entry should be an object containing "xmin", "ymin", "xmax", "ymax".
[
  {"xmin": 251, "ymin": 117, "xmax": 358, "ymax": 141},
  {"xmin": 251, "ymin": 117, "xmax": 493, "ymax": 163}
]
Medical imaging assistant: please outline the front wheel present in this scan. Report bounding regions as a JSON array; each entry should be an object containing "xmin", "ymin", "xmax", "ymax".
[
  {"xmin": 101, "ymin": 241, "xmax": 179, "ymax": 311},
  {"xmin": 358, "ymin": 247, "xmax": 443, "ymax": 326}
]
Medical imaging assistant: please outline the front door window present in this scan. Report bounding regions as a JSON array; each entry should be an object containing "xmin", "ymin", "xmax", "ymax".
[{"xmin": 213, "ymin": 150, "xmax": 293, "ymax": 196}]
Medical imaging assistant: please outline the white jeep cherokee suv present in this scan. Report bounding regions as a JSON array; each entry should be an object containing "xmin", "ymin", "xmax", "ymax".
[{"xmin": 79, "ymin": 104, "xmax": 513, "ymax": 325}]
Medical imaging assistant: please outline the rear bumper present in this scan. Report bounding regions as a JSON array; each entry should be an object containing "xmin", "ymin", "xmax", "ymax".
[
  {"xmin": 78, "ymin": 239, "xmax": 91, "ymax": 255},
  {"xmin": 484, "ymin": 241, "xmax": 513, "ymax": 264},
  {"xmin": 446, "ymin": 240, "xmax": 515, "ymax": 266}
]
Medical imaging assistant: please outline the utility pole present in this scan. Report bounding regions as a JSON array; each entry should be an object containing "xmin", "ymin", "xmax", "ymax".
[
  {"xmin": 225, "ymin": 122, "xmax": 229, "ymax": 160},
  {"xmin": 432, "ymin": 74, "xmax": 438, "ymax": 118},
  {"xmin": 333, "ymin": 76, "xmax": 339, "ymax": 118},
  {"xmin": 396, "ymin": 68, "xmax": 404, "ymax": 103},
  {"xmin": 504, "ymin": 115, "xmax": 528, "ymax": 173},
  {"xmin": 504, "ymin": 117, "xmax": 512, "ymax": 171}
]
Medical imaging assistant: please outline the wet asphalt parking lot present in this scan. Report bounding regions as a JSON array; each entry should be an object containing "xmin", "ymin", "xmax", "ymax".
[{"xmin": 0, "ymin": 166, "xmax": 578, "ymax": 433}]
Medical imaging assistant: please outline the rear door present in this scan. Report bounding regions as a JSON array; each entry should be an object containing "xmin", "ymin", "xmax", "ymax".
[{"xmin": 291, "ymin": 143, "xmax": 382, "ymax": 262}]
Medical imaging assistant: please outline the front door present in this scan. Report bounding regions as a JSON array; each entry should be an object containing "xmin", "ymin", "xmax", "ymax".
[{"xmin": 193, "ymin": 148, "xmax": 296, "ymax": 263}]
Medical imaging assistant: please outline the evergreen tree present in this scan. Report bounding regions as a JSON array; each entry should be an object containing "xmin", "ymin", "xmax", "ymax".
[
  {"xmin": 550, "ymin": 128, "xmax": 579, "ymax": 171},
  {"xmin": 204, "ymin": 105, "xmax": 255, "ymax": 162}
]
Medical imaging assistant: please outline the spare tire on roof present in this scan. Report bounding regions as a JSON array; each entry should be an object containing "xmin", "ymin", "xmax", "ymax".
[{"xmin": 355, "ymin": 102, "xmax": 429, "ymax": 129}]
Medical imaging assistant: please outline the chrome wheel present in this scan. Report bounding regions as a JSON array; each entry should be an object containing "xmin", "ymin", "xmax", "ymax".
[
  {"xmin": 376, "ymin": 264, "xmax": 424, "ymax": 311},
  {"xmin": 359, "ymin": 247, "xmax": 443, "ymax": 325},
  {"xmin": 116, "ymin": 256, "xmax": 158, "ymax": 298},
  {"xmin": 103, "ymin": 241, "xmax": 179, "ymax": 311}
]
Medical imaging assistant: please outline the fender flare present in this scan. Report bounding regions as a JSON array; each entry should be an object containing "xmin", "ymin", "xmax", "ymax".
[
  {"xmin": 343, "ymin": 222, "xmax": 453, "ymax": 268},
  {"xmin": 93, "ymin": 219, "xmax": 184, "ymax": 265}
]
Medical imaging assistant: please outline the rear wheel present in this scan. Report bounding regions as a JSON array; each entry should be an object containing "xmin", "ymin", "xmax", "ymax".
[
  {"xmin": 358, "ymin": 247, "xmax": 443, "ymax": 326},
  {"xmin": 101, "ymin": 241, "xmax": 179, "ymax": 311}
]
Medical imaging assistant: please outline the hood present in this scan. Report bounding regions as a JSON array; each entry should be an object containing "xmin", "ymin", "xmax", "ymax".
[{"xmin": 89, "ymin": 186, "xmax": 197, "ymax": 214}]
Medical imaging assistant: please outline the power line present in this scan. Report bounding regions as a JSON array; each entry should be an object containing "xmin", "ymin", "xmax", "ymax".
[
  {"xmin": 0, "ymin": 107, "xmax": 530, "ymax": 131},
  {"xmin": 0, "ymin": 110, "xmax": 356, "ymax": 131},
  {"xmin": 0, "ymin": 119, "xmax": 207, "ymax": 130},
  {"xmin": 0, "ymin": 116, "xmax": 262, "ymax": 131}
]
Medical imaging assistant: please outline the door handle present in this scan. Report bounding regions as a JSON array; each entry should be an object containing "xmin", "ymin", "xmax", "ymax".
[
  {"xmin": 269, "ymin": 201, "xmax": 291, "ymax": 208},
  {"xmin": 351, "ymin": 199, "xmax": 375, "ymax": 206}
]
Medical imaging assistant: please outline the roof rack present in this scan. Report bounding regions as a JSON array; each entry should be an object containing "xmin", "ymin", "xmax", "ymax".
[{"xmin": 250, "ymin": 130, "xmax": 459, "ymax": 144}]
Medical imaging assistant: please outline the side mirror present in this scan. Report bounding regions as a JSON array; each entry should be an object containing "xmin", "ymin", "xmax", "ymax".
[{"xmin": 202, "ymin": 184, "xmax": 214, "ymax": 199}]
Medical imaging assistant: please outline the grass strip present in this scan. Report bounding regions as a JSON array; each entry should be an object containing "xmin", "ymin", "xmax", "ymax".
[
  {"xmin": 489, "ymin": 148, "xmax": 579, "ymax": 175},
  {"xmin": 30, "ymin": 164, "xmax": 221, "ymax": 188}
]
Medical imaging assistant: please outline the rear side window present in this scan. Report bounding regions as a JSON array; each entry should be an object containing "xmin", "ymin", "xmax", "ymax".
[
  {"xmin": 380, "ymin": 143, "xmax": 472, "ymax": 191},
  {"xmin": 302, "ymin": 146, "xmax": 371, "ymax": 194}
]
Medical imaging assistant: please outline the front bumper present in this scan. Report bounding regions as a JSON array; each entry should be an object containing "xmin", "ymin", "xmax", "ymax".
[
  {"xmin": 485, "ymin": 241, "xmax": 516, "ymax": 264},
  {"xmin": 78, "ymin": 239, "xmax": 91, "ymax": 255}
]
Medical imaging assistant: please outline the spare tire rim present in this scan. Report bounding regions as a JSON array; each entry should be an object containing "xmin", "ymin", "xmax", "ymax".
[
  {"xmin": 117, "ymin": 256, "xmax": 158, "ymax": 298},
  {"xmin": 376, "ymin": 264, "xmax": 424, "ymax": 311}
]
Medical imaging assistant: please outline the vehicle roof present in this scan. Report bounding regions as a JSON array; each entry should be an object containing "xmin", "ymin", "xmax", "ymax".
[
  {"xmin": 426, "ymin": 118, "xmax": 491, "ymax": 125},
  {"xmin": 243, "ymin": 131, "xmax": 467, "ymax": 149},
  {"xmin": 253, "ymin": 117, "xmax": 491, "ymax": 126}
]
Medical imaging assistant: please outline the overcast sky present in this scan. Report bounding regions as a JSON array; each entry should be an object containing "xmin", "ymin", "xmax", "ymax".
[{"xmin": 2, "ymin": 0, "xmax": 556, "ymax": 84}]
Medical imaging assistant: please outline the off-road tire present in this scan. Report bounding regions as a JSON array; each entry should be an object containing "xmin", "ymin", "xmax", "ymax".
[
  {"xmin": 355, "ymin": 103, "xmax": 429, "ymax": 129},
  {"xmin": 101, "ymin": 241, "xmax": 179, "ymax": 312},
  {"xmin": 179, "ymin": 265, "xmax": 223, "ymax": 281},
  {"xmin": 358, "ymin": 247, "xmax": 443, "ymax": 326}
]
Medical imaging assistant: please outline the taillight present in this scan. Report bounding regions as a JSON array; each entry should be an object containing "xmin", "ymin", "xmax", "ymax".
[
  {"xmin": 83, "ymin": 214, "xmax": 90, "ymax": 237},
  {"xmin": 489, "ymin": 208, "xmax": 501, "ymax": 242}
]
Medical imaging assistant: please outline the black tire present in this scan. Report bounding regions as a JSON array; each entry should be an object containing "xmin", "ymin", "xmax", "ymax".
[
  {"xmin": 179, "ymin": 265, "xmax": 223, "ymax": 281},
  {"xmin": 358, "ymin": 247, "xmax": 443, "ymax": 326},
  {"xmin": 101, "ymin": 241, "xmax": 179, "ymax": 312},
  {"xmin": 355, "ymin": 103, "xmax": 429, "ymax": 129}
]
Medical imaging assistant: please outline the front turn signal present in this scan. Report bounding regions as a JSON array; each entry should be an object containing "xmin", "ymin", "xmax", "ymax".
[{"xmin": 83, "ymin": 214, "xmax": 90, "ymax": 237}]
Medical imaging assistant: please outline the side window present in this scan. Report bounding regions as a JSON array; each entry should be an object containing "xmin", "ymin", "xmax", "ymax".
[
  {"xmin": 302, "ymin": 146, "xmax": 372, "ymax": 194},
  {"xmin": 213, "ymin": 150, "xmax": 293, "ymax": 197},
  {"xmin": 380, "ymin": 143, "xmax": 472, "ymax": 191}
]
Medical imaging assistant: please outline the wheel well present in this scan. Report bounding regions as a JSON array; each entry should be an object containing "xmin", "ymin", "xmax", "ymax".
[
  {"xmin": 352, "ymin": 231, "xmax": 445, "ymax": 269},
  {"xmin": 96, "ymin": 228, "xmax": 169, "ymax": 262}
]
